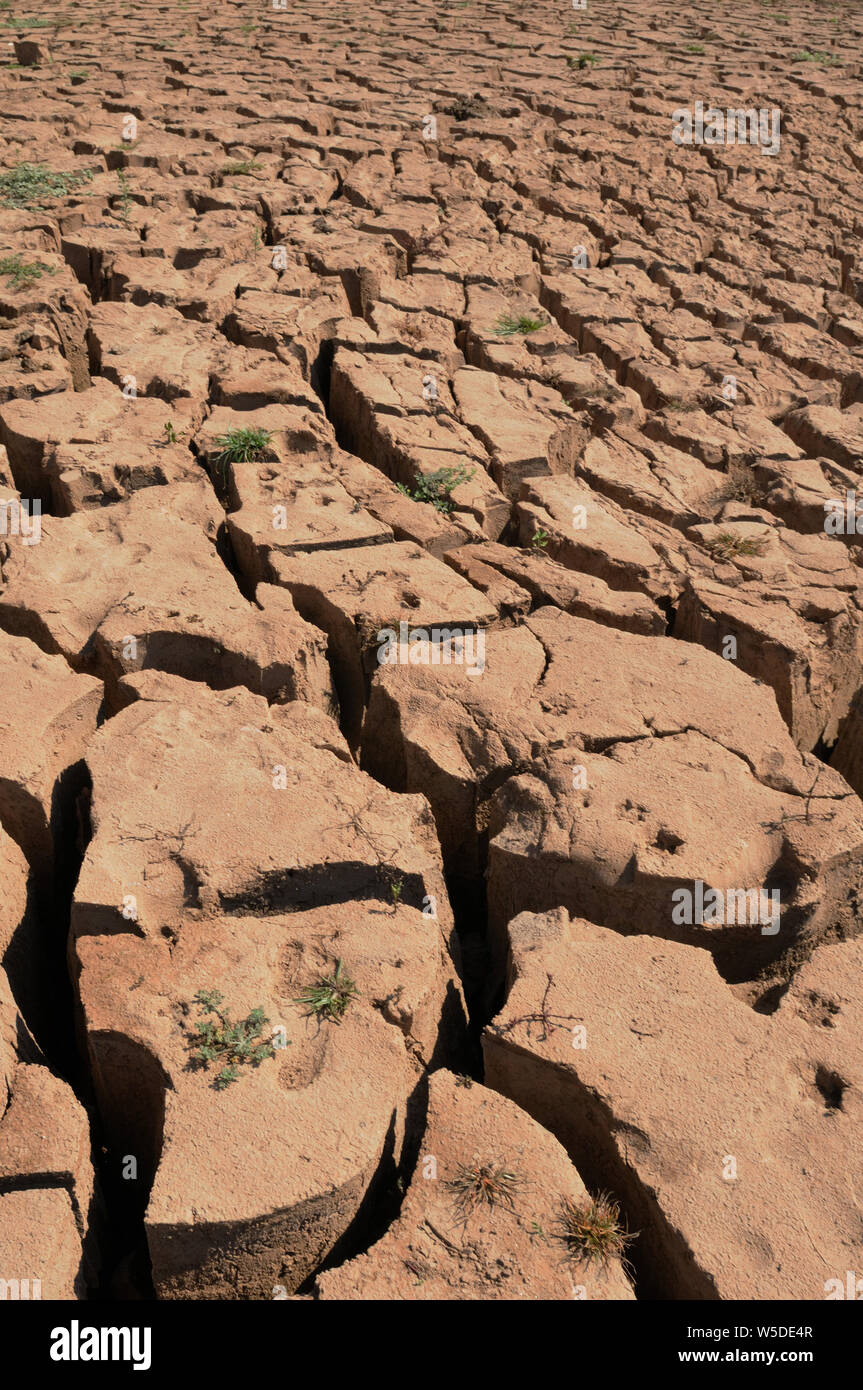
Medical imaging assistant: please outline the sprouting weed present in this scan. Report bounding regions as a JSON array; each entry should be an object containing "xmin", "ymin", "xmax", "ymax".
[{"xmin": 187, "ymin": 989, "xmax": 278, "ymax": 1090}]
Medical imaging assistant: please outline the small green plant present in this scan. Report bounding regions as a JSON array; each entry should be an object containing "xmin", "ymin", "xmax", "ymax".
[
  {"xmin": 793, "ymin": 48, "xmax": 842, "ymax": 65},
  {"xmin": 294, "ymin": 959, "xmax": 358, "ymax": 1023},
  {"xmin": 704, "ymin": 530, "xmax": 769, "ymax": 561},
  {"xmin": 221, "ymin": 159, "xmax": 263, "ymax": 176},
  {"xmin": 163, "ymin": 420, "xmax": 178, "ymax": 444},
  {"xmin": 389, "ymin": 875, "xmax": 404, "ymax": 906},
  {"xmin": 68, "ymin": 68, "xmax": 89, "ymax": 81},
  {"xmin": 567, "ymin": 52, "xmax": 598, "ymax": 69},
  {"xmin": 397, "ymin": 464, "xmax": 475, "ymax": 514},
  {"xmin": 448, "ymin": 1161, "xmax": 523, "ymax": 1218},
  {"xmin": 455, "ymin": 1073, "xmax": 474, "ymax": 1088},
  {"xmin": 531, "ymin": 528, "xmax": 549, "ymax": 550},
  {"xmin": 188, "ymin": 988, "xmax": 277, "ymax": 1090},
  {"xmin": 0, "ymin": 162, "xmax": 93, "ymax": 209},
  {"xmin": 0, "ymin": 253, "xmax": 55, "ymax": 290},
  {"xmin": 116, "ymin": 168, "xmax": 132, "ymax": 221},
  {"xmin": 494, "ymin": 311, "xmax": 545, "ymax": 337},
  {"xmin": 684, "ymin": 42, "xmax": 705, "ymax": 53},
  {"xmin": 557, "ymin": 1192, "xmax": 633, "ymax": 1268}
]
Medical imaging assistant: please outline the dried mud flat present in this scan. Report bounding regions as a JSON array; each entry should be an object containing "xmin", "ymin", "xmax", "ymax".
[{"xmin": 0, "ymin": 0, "xmax": 862, "ymax": 1304}]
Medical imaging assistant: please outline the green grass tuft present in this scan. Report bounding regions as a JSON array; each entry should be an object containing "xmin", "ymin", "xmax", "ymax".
[
  {"xmin": 557, "ymin": 1192, "xmax": 634, "ymax": 1267},
  {"xmin": 704, "ymin": 530, "xmax": 769, "ymax": 561},
  {"xmin": 294, "ymin": 959, "xmax": 358, "ymax": 1023},
  {"xmin": 494, "ymin": 311, "xmax": 546, "ymax": 337},
  {"xmin": 214, "ymin": 426, "xmax": 272, "ymax": 463},
  {"xmin": 447, "ymin": 1160, "xmax": 523, "ymax": 1218}
]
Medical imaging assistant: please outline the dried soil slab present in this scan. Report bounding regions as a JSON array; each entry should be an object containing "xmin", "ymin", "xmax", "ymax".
[
  {"xmin": 0, "ymin": 378, "xmax": 200, "ymax": 506},
  {"xmin": 86, "ymin": 301, "xmax": 231, "ymax": 406},
  {"xmin": 517, "ymin": 474, "xmax": 678, "ymax": 603},
  {"xmin": 525, "ymin": 463, "xmax": 863, "ymax": 750},
  {"xmin": 444, "ymin": 542, "xmax": 665, "ymax": 635},
  {"xmin": 352, "ymin": 305, "xmax": 464, "ymax": 373},
  {"xmin": 226, "ymin": 450, "xmax": 392, "ymax": 585},
  {"xmin": 329, "ymin": 348, "xmax": 510, "ymax": 540},
  {"xmin": 0, "ymin": 629, "xmax": 100, "ymax": 879},
  {"xmin": 60, "ymin": 220, "xmax": 146, "ymax": 301},
  {"xmin": 746, "ymin": 321, "xmax": 860, "ymax": 389},
  {"xmin": 675, "ymin": 515, "xmax": 863, "ymax": 750},
  {"xmin": 70, "ymin": 676, "xmax": 465, "ymax": 1298},
  {"xmin": 0, "ymin": 246, "xmax": 91, "ymax": 337},
  {"xmin": 0, "ymin": 969, "xmax": 97, "ymax": 1299},
  {"xmin": 0, "ymin": 631, "xmax": 100, "ymax": 1040},
  {"xmin": 193, "ymin": 401, "xmax": 333, "ymax": 486},
  {"xmin": 363, "ymin": 622, "xmax": 547, "ymax": 888},
  {"xmin": 329, "ymin": 449, "xmax": 480, "ymax": 558},
  {"xmin": 145, "ymin": 208, "xmax": 264, "ymax": 270},
  {"xmin": 45, "ymin": 436, "xmax": 200, "ymax": 515},
  {"xmin": 0, "ymin": 824, "xmax": 30, "ymax": 988},
  {"xmin": 830, "ymin": 688, "xmax": 863, "ymax": 800},
  {"xmin": 641, "ymin": 406, "xmax": 761, "ymax": 469},
  {"xmin": 0, "ymin": 479, "xmax": 334, "ymax": 714},
  {"xmin": 317, "ymin": 1070, "xmax": 634, "ymax": 1300},
  {"xmin": 224, "ymin": 282, "xmax": 352, "ymax": 382},
  {"xmin": 577, "ymin": 430, "xmax": 720, "ymax": 529},
  {"xmin": 783, "ymin": 404, "xmax": 863, "ymax": 470},
  {"xmin": 450, "ymin": 366, "xmax": 588, "ymax": 501},
  {"xmin": 107, "ymin": 252, "xmax": 256, "ymax": 324},
  {"xmin": 210, "ymin": 347, "xmax": 324, "ymax": 414},
  {"xmin": 484, "ymin": 910, "xmax": 863, "ymax": 1300},
  {"xmin": 752, "ymin": 455, "xmax": 862, "ymax": 541},
  {"xmin": 462, "ymin": 284, "xmax": 643, "ymax": 424},
  {"xmin": 272, "ymin": 540, "xmax": 496, "ymax": 747},
  {"xmin": 289, "ymin": 226, "xmax": 404, "ymax": 315},
  {"xmin": 364, "ymin": 605, "xmax": 863, "ymax": 981},
  {"xmin": 0, "ymin": 313, "xmax": 74, "ymax": 402},
  {"xmin": 0, "ymin": 1190, "xmax": 86, "ymax": 1301}
]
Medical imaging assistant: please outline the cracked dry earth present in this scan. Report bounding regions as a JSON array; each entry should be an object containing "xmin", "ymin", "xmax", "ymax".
[{"xmin": 0, "ymin": 0, "xmax": 862, "ymax": 1305}]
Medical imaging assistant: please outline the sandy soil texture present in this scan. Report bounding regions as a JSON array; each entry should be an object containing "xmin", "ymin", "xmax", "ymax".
[{"xmin": 0, "ymin": 0, "xmax": 861, "ymax": 1303}]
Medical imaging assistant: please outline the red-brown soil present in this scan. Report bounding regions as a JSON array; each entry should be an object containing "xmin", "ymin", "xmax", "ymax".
[{"xmin": 0, "ymin": 0, "xmax": 861, "ymax": 1302}]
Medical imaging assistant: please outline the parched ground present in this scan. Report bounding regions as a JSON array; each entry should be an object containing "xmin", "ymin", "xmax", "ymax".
[{"xmin": 0, "ymin": 0, "xmax": 862, "ymax": 1302}]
